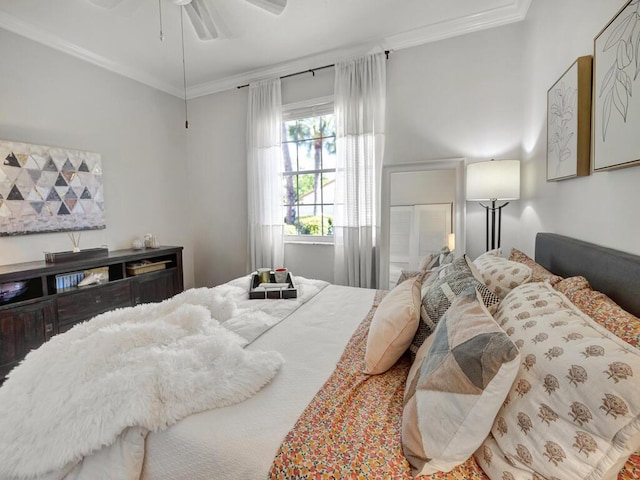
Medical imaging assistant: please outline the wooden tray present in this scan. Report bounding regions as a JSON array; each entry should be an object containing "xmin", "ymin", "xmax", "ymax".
[
  {"xmin": 126, "ymin": 260, "xmax": 171, "ymax": 276},
  {"xmin": 249, "ymin": 272, "xmax": 297, "ymax": 299}
]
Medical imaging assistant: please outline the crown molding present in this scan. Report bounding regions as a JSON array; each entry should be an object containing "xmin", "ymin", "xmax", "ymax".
[
  {"xmin": 384, "ymin": 0, "xmax": 531, "ymax": 51},
  {"xmin": 0, "ymin": 0, "xmax": 531, "ymax": 100},
  {"xmin": 187, "ymin": 0, "xmax": 532, "ymax": 98}
]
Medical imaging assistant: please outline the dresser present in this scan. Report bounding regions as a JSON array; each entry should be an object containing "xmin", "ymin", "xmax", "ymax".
[{"xmin": 0, "ymin": 246, "xmax": 183, "ymax": 381}]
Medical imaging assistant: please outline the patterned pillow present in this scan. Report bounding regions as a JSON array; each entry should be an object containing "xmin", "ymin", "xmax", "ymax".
[
  {"xmin": 508, "ymin": 248, "xmax": 563, "ymax": 285},
  {"xmin": 402, "ymin": 290, "xmax": 520, "ymax": 475},
  {"xmin": 364, "ymin": 273, "xmax": 424, "ymax": 375},
  {"xmin": 474, "ymin": 250, "xmax": 532, "ymax": 299},
  {"xmin": 408, "ymin": 256, "xmax": 501, "ymax": 359},
  {"xmin": 555, "ymin": 276, "xmax": 640, "ymax": 348},
  {"xmin": 474, "ymin": 282, "xmax": 640, "ymax": 480}
]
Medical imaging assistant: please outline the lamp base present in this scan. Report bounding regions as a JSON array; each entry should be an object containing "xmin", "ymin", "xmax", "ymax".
[{"xmin": 479, "ymin": 200, "xmax": 509, "ymax": 251}]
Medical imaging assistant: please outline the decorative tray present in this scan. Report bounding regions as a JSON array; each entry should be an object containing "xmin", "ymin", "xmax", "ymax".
[
  {"xmin": 45, "ymin": 247, "xmax": 109, "ymax": 264},
  {"xmin": 249, "ymin": 272, "xmax": 297, "ymax": 299}
]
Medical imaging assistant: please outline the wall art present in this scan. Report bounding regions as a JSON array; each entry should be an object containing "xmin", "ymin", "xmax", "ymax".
[
  {"xmin": 546, "ymin": 55, "xmax": 592, "ymax": 181},
  {"xmin": 0, "ymin": 140, "xmax": 105, "ymax": 236},
  {"xmin": 593, "ymin": 0, "xmax": 640, "ymax": 171}
]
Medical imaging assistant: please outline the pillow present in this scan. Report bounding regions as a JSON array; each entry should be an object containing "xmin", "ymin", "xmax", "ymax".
[
  {"xmin": 555, "ymin": 276, "xmax": 640, "ymax": 478},
  {"xmin": 364, "ymin": 273, "xmax": 424, "ymax": 375},
  {"xmin": 508, "ymin": 247, "xmax": 563, "ymax": 285},
  {"xmin": 473, "ymin": 250, "xmax": 532, "ymax": 299},
  {"xmin": 408, "ymin": 255, "xmax": 501, "ymax": 359},
  {"xmin": 555, "ymin": 276, "xmax": 640, "ymax": 348},
  {"xmin": 402, "ymin": 290, "xmax": 520, "ymax": 475},
  {"xmin": 474, "ymin": 282, "xmax": 640, "ymax": 480},
  {"xmin": 419, "ymin": 246, "xmax": 453, "ymax": 271},
  {"xmin": 395, "ymin": 269, "xmax": 423, "ymax": 286}
]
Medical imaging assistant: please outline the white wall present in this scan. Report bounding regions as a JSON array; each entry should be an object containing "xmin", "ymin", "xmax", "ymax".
[
  {"xmin": 186, "ymin": 66, "xmax": 337, "ymax": 287},
  {"xmin": 0, "ymin": 29, "xmax": 195, "ymax": 288},
  {"xmin": 517, "ymin": 0, "xmax": 640, "ymax": 257},
  {"xmin": 189, "ymin": 23, "xmax": 525, "ymax": 286},
  {"xmin": 385, "ymin": 23, "xmax": 524, "ymax": 260}
]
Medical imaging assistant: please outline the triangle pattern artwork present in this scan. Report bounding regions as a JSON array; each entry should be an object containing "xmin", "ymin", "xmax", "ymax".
[{"xmin": 0, "ymin": 140, "xmax": 105, "ymax": 236}]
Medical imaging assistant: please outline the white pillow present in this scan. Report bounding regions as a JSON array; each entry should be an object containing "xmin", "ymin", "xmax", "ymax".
[{"xmin": 364, "ymin": 273, "xmax": 423, "ymax": 374}]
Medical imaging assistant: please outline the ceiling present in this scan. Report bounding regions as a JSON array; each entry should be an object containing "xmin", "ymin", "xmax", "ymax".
[{"xmin": 0, "ymin": 0, "xmax": 531, "ymax": 99}]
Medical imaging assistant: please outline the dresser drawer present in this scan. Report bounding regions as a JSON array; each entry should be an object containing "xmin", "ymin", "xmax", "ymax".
[{"xmin": 57, "ymin": 281, "xmax": 132, "ymax": 327}]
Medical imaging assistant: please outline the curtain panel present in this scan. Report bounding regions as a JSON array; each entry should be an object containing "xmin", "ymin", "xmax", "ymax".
[
  {"xmin": 333, "ymin": 52, "xmax": 387, "ymax": 288},
  {"xmin": 247, "ymin": 78, "xmax": 284, "ymax": 272}
]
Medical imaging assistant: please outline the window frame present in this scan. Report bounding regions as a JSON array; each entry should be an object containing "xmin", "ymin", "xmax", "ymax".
[{"xmin": 281, "ymin": 96, "xmax": 335, "ymax": 244}]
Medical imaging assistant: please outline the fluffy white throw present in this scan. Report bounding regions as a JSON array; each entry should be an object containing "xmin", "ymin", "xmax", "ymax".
[{"xmin": 0, "ymin": 296, "xmax": 285, "ymax": 479}]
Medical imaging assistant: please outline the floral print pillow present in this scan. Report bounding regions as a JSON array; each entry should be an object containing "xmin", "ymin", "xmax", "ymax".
[
  {"xmin": 473, "ymin": 250, "xmax": 532, "ymax": 299},
  {"xmin": 474, "ymin": 282, "xmax": 640, "ymax": 480}
]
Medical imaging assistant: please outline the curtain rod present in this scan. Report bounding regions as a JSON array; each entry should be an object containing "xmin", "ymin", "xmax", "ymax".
[{"xmin": 236, "ymin": 50, "xmax": 390, "ymax": 89}]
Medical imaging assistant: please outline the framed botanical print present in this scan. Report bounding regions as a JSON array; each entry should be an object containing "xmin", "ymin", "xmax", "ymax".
[
  {"xmin": 593, "ymin": 0, "xmax": 640, "ymax": 171},
  {"xmin": 546, "ymin": 56, "xmax": 592, "ymax": 181}
]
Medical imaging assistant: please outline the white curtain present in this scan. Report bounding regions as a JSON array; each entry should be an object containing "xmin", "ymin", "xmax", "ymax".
[
  {"xmin": 247, "ymin": 78, "xmax": 284, "ymax": 271},
  {"xmin": 333, "ymin": 52, "xmax": 386, "ymax": 288}
]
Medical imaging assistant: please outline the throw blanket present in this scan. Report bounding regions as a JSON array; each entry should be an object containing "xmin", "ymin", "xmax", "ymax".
[{"xmin": 0, "ymin": 275, "xmax": 327, "ymax": 480}]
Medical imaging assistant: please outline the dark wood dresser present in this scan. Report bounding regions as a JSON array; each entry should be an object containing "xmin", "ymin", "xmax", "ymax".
[{"xmin": 0, "ymin": 246, "xmax": 184, "ymax": 381}]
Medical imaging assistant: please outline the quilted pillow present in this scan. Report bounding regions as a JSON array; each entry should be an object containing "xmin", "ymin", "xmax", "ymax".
[
  {"xmin": 402, "ymin": 289, "xmax": 520, "ymax": 475},
  {"xmin": 508, "ymin": 248, "xmax": 563, "ymax": 285},
  {"xmin": 364, "ymin": 273, "xmax": 424, "ymax": 375},
  {"xmin": 474, "ymin": 282, "xmax": 640, "ymax": 480},
  {"xmin": 408, "ymin": 256, "xmax": 501, "ymax": 359},
  {"xmin": 473, "ymin": 250, "xmax": 532, "ymax": 299},
  {"xmin": 554, "ymin": 276, "xmax": 640, "ymax": 480}
]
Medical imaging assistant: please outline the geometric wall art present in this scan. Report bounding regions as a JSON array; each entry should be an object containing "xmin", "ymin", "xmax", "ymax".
[{"xmin": 0, "ymin": 140, "xmax": 105, "ymax": 236}]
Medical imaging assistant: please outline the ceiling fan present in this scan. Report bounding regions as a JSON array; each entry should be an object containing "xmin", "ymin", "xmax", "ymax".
[{"xmin": 87, "ymin": 0, "xmax": 288, "ymax": 40}]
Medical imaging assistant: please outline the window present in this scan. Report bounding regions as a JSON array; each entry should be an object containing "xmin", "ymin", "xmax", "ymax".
[{"xmin": 282, "ymin": 98, "xmax": 335, "ymax": 239}]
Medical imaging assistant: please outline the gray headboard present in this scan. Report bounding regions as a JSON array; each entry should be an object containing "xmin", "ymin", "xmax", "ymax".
[{"xmin": 535, "ymin": 233, "xmax": 640, "ymax": 317}]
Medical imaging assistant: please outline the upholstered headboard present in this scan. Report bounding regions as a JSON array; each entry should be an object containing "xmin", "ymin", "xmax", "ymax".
[{"xmin": 535, "ymin": 232, "xmax": 640, "ymax": 317}]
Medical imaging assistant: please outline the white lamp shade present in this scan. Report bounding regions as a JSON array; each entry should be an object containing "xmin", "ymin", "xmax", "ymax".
[{"xmin": 466, "ymin": 160, "xmax": 520, "ymax": 201}]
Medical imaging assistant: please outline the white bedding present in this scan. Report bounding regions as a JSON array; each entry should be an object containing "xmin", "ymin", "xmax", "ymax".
[
  {"xmin": 141, "ymin": 284, "xmax": 376, "ymax": 480},
  {"xmin": 0, "ymin": 275, "xmax": 336, "ymax": 480}
]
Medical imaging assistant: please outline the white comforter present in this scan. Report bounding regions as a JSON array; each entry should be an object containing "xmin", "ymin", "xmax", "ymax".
[{"xmin": 0, "ymin": 275, "xmax": 328, "ymax": 480}]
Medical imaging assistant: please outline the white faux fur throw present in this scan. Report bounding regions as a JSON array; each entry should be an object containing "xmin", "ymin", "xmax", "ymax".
[{"xmin": 0, "ymin": 299, "xmax": 284, "ymax": 479}]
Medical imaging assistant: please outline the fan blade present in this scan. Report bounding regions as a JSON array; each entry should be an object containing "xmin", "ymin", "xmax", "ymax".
[
  {"xmin": 244, "ymin": 0, "xmax": 287, "ymax": 15},
  {"xmin": 183, "ymin": 1, "xmax": 218, "ymax": 40}
]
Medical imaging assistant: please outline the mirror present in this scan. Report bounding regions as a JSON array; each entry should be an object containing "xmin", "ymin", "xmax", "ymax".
[{"xmin": 380, "ymin": 159, "xmax": 465, "ymax": 289}]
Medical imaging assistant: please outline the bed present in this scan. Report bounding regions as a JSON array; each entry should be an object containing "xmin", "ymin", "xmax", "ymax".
[{"xmin": 0, "ymin": 232, "xmax": 639, "ymax": 480}]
